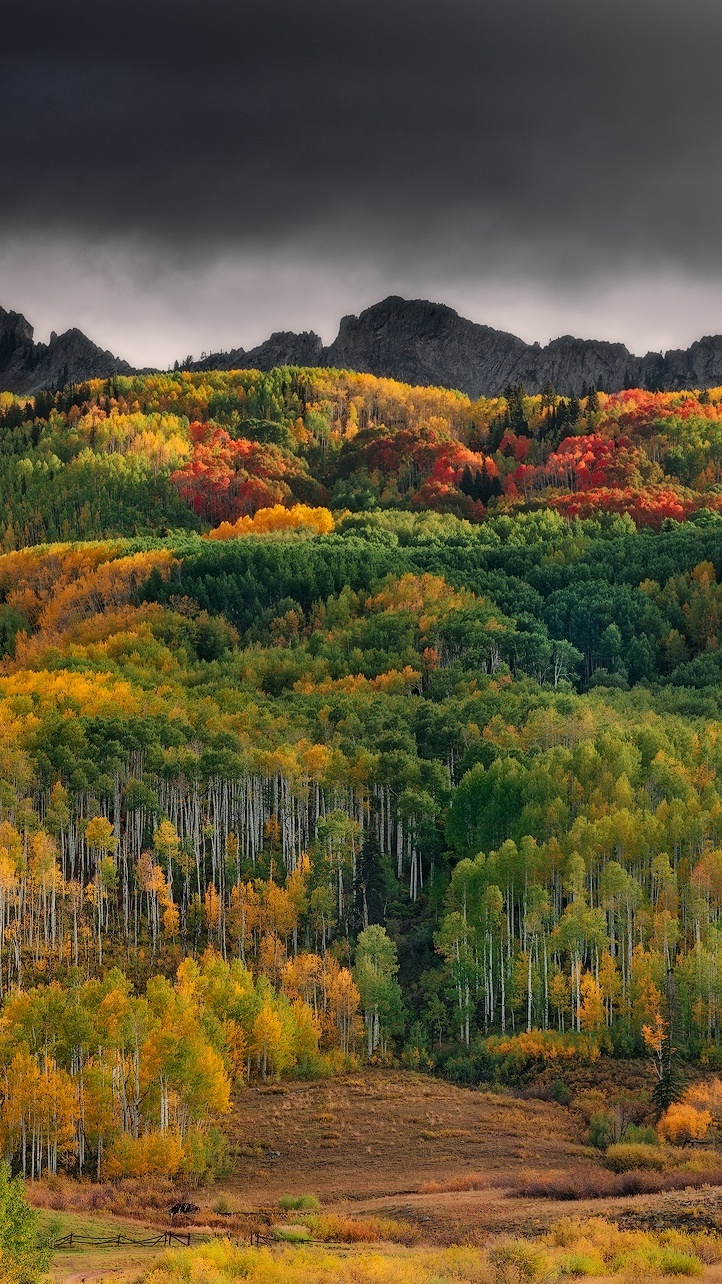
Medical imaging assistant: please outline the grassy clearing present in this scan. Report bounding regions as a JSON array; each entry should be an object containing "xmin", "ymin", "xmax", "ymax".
[
  {"xmin": 38, "ymin": 1208, "xmax": 172, "ymax": 1283},
  {"xmin": 138, "ymin": 1218, "xmax": 722, "ymax": 1283},
  {"xmin": 420, "ymin": 1172, "xmax": 497, "ymax": 1193},
  {"xmin": 37, "ymin": 1207, "xmax": 164, "ymax": 1241}
]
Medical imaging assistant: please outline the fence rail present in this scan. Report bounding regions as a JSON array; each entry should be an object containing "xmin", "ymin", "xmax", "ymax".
[{"xmin": 53, "ymin": 1231, "xmax": 192, "ymax": 1249}]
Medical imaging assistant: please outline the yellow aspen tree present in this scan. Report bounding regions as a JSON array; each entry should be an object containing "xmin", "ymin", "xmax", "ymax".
[
  {"xmin": 251, "ymin": 999, "xmax": 290, "ymax": 1083},
  {"xmin": 578, "ymin": 971, "xmax": 605, "ymax": 1056}
]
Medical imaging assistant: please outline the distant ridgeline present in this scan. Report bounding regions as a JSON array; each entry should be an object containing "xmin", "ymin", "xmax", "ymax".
[
  {"xmin": 7, "ymin": 295, "xmax": 722, "ymax": 395},
  {"xmin": 2, "ymin": 368, "xmax": 722, "ymax": 1177}
]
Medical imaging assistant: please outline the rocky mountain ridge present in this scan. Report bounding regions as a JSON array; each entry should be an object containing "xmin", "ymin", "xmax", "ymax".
[
  {"xmin": 6, "ymin": 295, "xmax": 722, "ymax": 397},
  {"xmin": 0, "ymin": 305, "xmax": 134, "ymax": 396}
]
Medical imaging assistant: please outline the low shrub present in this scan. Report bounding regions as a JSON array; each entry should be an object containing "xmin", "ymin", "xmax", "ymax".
[
  {"xmin": 512, "ymin": 1169, "xmax": 619, "ymax": 1200},
  {"xmin": 489, "ymin": 1238, "xmax": 551, "ymax": 1284},
  {"xmin": 605, "ymin": 1143, "xmax": 666, "ymax": 1172},
  {"xmin": 305, "ymin": 1212, "xmax": 420, "ymax": 1245},
  {"xmin": 271, "ymin": 1225, "xmax": 311, "ymax": 1243},
  {"xmin": 27, "ymin": 1175, "xmax": 180, "ymax": 1219},
  {"xmin": 139, "ymin": 1239, "xmax": 505, "ymax": 1283},
  {"xmin": 557, "ymin": 1250, "xmax": 605, "ymax": 1276},
  {"xmin": 656, "ymin": 1249, "xmax": 703, "ymax": 1276},
  {"xmin": 136, "ymin": 1218, "xmax": 722, "ymax": 1284},
  {"xmin": 542, "ymin": 1217, "xmax": 720, "ymax": 1276},
  {"xmin": 674, "ymin": 1146, "xmax": 722, "ymax": 1172}
]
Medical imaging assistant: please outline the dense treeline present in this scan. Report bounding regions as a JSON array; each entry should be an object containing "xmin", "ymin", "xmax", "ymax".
[
  {"xmin": 4, "ymin": 371, "xmax": 722, "ymax": 549},
  {"xmin": 1, "ymin": 369, "xmax": 722, "ymax": 1174}
]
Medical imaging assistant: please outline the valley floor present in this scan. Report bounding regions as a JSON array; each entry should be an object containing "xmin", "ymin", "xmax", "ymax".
[{"xmin": 44, "ymin": 1068, "xmax": 722, "ymax": 1281}]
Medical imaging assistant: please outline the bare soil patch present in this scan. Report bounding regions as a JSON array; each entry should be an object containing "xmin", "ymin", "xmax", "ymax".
[{"xmin": 225, "ymin": 1068, "xmax": 589, "ymax": 1203}]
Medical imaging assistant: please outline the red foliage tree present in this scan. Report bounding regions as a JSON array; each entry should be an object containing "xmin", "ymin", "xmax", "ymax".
[{"xmin": 171, "ymin": 427, "xmax": 309, "ymax": 523}]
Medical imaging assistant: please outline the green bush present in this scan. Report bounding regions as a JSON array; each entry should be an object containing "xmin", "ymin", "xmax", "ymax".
[
  {"xmin": 272, "ymin": 1225, "xmax": 312, "ymax": 1242},
  {"xmin": 657, "ymin": 1249, "xmax": 703, "ymax": 1276},
  {"xmin": 557, "ymin": 1251, "xmax": 606, "ymax": 1276},
  {"xmin": 278, "ymin": 1194, "xmax": 321, "ymax": 1212},
  {"xmin": 587, "ymin": 1111, "xmax": 614, "ymax": 1148},
  {"xmin": 551, "ymin": 1079, "xmax": 572, "ymax": 1106},
  {"xmin": 624, "ymin": 1123, "xmax": 658, "ymax": 1145}
]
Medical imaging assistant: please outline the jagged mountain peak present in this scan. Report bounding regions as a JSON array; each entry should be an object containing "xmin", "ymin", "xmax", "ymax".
[
  {"xmin": 0, "ymin": 307, "xmax": 131, "ymax": 396},
  {"xmin": 6, "ymin": 297, "xmax": 722, "ymax": 397}
]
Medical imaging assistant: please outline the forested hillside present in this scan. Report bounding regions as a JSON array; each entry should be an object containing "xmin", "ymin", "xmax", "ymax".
[{"xmin": 2, "ymin": 369, "xmax": 722, "ymax": 1180}]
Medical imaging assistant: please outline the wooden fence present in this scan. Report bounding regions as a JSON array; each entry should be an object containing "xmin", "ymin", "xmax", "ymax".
[{"xmin": 53, "ymin": 1231, "xmax": 193, "ymax": 1249}]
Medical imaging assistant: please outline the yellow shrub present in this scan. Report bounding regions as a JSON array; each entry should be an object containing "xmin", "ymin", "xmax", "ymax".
[
  {"xmin": 143, "ymin": 1239, "xmax": 494, "ymax": 1283},
  {"xmin": 138, "ymin": 1221, "xmax": 722, "ymax": 1284},
  {"xmin": 605, "ymin": 1143, "xmax": 667, "ymax": 1172},
  {"xmin": 305, "ymin": 1212, "xmax": 419, "ymax": 1244}
]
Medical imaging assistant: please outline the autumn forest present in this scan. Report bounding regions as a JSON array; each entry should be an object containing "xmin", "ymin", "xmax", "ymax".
[{"xmin": 2, "ymin": 368, "xmax": 722, "ymax": 1184}]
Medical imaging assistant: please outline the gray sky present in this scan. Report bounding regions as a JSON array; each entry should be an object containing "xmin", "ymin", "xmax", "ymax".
[{"xmin": 2, "ymin": 0, "xmax": 722, "ymax": 366}]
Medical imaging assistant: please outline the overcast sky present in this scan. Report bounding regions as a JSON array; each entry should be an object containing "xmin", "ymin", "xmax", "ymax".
[{"xmin": 2, "ymin": 0, "xmax": 722, "ymax": 366}]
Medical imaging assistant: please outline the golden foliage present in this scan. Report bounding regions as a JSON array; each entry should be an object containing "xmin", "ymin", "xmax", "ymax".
[
  {"xmin": 208, "ymin": 504, "xmax": 334, "ymax": 540},
  {"xmin": 657, "ymin": 1102, "xmax": 712, "ymax": 1144}
]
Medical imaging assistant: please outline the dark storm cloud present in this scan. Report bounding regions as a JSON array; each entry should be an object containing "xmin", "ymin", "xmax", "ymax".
[
  {"xmin": 3, "ymin": 0, "xmax": 722, "ymax": 273},
  {"xmin": 3, "ymin": 0, "xmax": 722, "ymax": 365}
]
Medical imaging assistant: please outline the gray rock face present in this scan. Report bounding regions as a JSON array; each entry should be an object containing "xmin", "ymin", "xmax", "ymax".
[
  {"xmin": 195, "ymin": 297, "xmax": 722, "ymax": 397},
  {"xmin": 326, "ymin": 296, "xmax": 533, "ymax": 395},
  {"xmin": 320, "ymin": 298, "xmax": 651, "ymax": 396},
  {"xmin": 0, "ymin": 306, "xmax": 39, "ymax": 392},
  {"xmin": 0, "ymin": 306, "xmax": 131, "ymax": 396}
]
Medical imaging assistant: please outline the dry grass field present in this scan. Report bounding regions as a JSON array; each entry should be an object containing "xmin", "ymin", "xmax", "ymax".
[
  {"xmin": 226, "ymin": 1069, "xmax": 590, "ymax": 1202},
  {"xmin": 220, "ymin": 1069, "xmax": 722, "ymax": 1243}
]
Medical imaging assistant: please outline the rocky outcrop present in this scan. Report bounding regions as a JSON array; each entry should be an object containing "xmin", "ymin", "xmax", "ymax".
[
  {"xmin": 194, "ymin": 330, "xmax": 324, "ymax": 374},
  {"xmin": 326, "ymin": 296, "xmax": 534, "ymax": 395},
  {"xmin": 0, "ymin": 306, "xmax": 131, "ymax": 396},
  {"xmin": 0, "ymin": 306, "xmax": 42, "ymax": 392}
]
